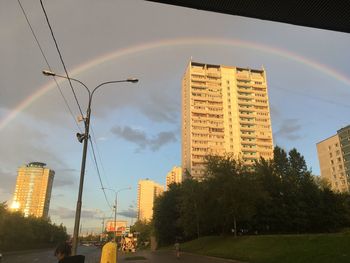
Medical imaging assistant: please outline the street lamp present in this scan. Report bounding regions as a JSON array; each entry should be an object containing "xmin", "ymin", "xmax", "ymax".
[
  {"xmin": 42, "ymin": 70, "xmax": 138, "ymax": 255},
  {"xmin": 104, "ymin": 187, "xmax": 131, "ymax": 241}
]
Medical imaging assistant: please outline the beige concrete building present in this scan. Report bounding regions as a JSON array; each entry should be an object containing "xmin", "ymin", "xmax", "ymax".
[
  {"xmin": 182, "ymin": 61, "xmax": 274, "ymax": 180},
  {"xmin": 10, "ymin": 162, "xmax": 54, "ymax": 218},
  {"xmin": 137, "ymin": 179, "xmax": 164, "ymax": 222},
  {"xmin": 166, "ymin": 166, "xmax": 182, "ymax": 190},
  {"xmin": 317, "ymin": 125, "xmax": 350, "ymax": 192}
]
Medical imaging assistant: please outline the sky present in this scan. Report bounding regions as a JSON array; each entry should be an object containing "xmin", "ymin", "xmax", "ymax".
[{"xmin": 1, "ymin": 0, "xmax": 349, "ymax": 234}]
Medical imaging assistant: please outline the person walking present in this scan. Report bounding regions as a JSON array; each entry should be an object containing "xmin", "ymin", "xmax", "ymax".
[{"xmin": 174, "ymin": 241, "xmax": 180, "ymax": 259}]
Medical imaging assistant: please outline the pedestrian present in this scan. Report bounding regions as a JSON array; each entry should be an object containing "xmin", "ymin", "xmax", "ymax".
[
  {"xmin": 54, "ymin": 242, "xmax": 85, "ymax": 263},
  {"xmin": 174, "ymin": 241, "xmax": 180, "ymax": 259}
]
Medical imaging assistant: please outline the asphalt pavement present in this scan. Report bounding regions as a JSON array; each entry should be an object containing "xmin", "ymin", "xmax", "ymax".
[
  {"xmin": 2, "ymin": 245, "xmax": 101, "ymax": 263},
  {"xmin": 2, "ymin": 246, "xmax": 244, "ymax": 263}
]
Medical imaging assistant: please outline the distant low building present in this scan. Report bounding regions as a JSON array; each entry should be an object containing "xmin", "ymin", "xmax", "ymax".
[
  {"xmin": 10, "ymin": 162, "xmax": 55, "ymax": 218},
  {"xmin": 166, "ymin": 166, "xmax": 182, "ymax": 190},
  {"xmin": 317, "ymin": 125, "xmax": 350, "ymax": 192},
  {"xmin": 137, "ymin": 179, "xmax": 164, "ymax": 222}
]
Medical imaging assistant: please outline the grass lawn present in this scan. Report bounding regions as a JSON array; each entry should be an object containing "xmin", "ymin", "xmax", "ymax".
[{"xmin": 180, "ymin": 233, "xmax": 350, "ymax": 263}]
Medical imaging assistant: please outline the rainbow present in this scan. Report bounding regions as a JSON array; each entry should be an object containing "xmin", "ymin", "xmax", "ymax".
[{"xmin": 1, "ymin": 37, "xmax": 349, "ymax": 131}]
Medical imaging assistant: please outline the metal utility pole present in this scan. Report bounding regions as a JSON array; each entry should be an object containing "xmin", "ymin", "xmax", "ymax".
[{"xmin": 42, "ymin": 70, "xmax": 138, "ymax": 255}]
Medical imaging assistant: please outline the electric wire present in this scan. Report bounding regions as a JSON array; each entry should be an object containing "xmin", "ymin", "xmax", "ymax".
[
  {"xmin": 89, "ymin": 137, "xmax": 113, "ymax": 209},
  {"xmin": 38, "ymin": 0, "xmax": 113, "ymax": 209},
  {"xmin": 17, "ymin": 0, "xmax": 82, "ymax": 132},
  {"xmin": 90, "ymin": 125, "xmax": 112, "ymax": 187},
  {"xmin": 39, "ymin": 0, "xmax": 84, "ymax": 117}
]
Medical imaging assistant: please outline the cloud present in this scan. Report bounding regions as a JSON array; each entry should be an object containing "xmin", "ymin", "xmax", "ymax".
[
  {"xmin": 274, "ymin": 119, "xmax": 302, "ymax": 141},
  {"xmin": 111, "ymin": 125, "xmax": 177, "ymax": 152},
  {"xmin": 118, "ymin": 208, "xmax": 137, "ymax": 218},
  {"xmin": 50, "ymin": 207, "xmax": 98, "ymax": 219}
]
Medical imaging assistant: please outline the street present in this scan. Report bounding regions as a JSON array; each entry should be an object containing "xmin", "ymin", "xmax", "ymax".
[
  {"xmin": 2, "ymin": 246, "xmax": 243, "ymax": 263},
  {"xmin": 2, "ymin": 245, "xmax": 101, "ymax": 263}
]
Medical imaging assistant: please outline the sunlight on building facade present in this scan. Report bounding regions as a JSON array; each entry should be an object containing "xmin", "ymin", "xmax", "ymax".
[
  {"xmin": 137, "ymin": 179, "xmax": 164, "ymax": 222},
  {"xmin": 11, "ymin": 162, "xmax": 54, "ymax": 218},
  {"xmin": 182, "ymin": 61, "xmax": 274, "ymax": 180}
]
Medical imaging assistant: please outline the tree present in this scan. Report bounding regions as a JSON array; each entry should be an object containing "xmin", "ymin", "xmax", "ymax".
[
  {"xmin": 205, "ymin": 154, "xmax": 263, "ymax": 236},
  {"xmin": 153, "ymin": 183, "xmax": 183, "ymax": 246},
  {"xmin": 131, "ymin": 220, "xmax": 153, "ymax": 247}
]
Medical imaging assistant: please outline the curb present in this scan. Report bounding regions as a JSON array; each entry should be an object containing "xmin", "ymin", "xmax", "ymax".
[{"xmin": 181, "ymin": 251, "xmax": 248, "ymax": 263}]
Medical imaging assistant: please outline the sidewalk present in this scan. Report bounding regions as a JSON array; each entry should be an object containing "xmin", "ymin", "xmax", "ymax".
[{"xmin": 118, "ymin": 249, "xmax": 246, "ymax": 263}]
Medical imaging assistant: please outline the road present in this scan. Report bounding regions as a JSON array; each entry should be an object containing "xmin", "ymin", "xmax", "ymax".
[
  {"xmin": 2, "ymin": 245, "xmax": 101, "ymax": 263},
  {"xmin": 2, "ymin": 246, "xmax": 243, "ymax": 263}
]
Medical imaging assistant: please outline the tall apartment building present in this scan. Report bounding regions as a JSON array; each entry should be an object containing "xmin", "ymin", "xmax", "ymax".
[
  {"xmin": 11, "ymin": 162, "xmax": 55, "ymax": 218},
  {"xmin": 137, "ymin": 179, "xmax": 164, "ymax": 222},
  {"xmin": 317, "ymin": 125, "xmax": 350, "ymax": 192},
  {"xmin": 182, "ymin": 61, "xmax": 274, "ymax": 180},
  {"xmin": 166, "ymin": 166, "xmax": 183, "ymax": 190}
]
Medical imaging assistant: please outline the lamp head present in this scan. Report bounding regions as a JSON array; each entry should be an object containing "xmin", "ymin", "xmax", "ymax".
[
  {"xmin": 127, "ymin": 78, "xmax": 138, "ymax": 83},
  {"xmin": 42, "ymin": 70, "xmax": 56, "ymax": 76}
]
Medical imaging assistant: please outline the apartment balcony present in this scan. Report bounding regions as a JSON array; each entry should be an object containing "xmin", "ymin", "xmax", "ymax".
[
  {"xmin": 241, "ymin": 147, "xmax": 257, "ymax": 152},
  {"xmin": 191, "ymin": 108, "xmax": 207, "ymax": 115},
  {"xmin": 254, "ymin": 101, "xmax": 268, "ymax": 106},
  {"xmin": 239, "ymin": 112, "xmax": 256, "ymax": 118},
  {"xmin": 252, "ymin": 82, "xmax": 266, "ymax": 88},
  {"xmin": 209, "ymin": 132, "xmax": 224, "ymax": 137},
  {"xmin": 192, "ymin": 121, "xmax": 208, "ymax": 127},
  {"xmin": 191, "ymin": 95, "xmax": 207, "ymax": 102},
  {"xmin": 240, "ymin": 126, "xmax": 255, "ymax": 132},
  {"xmin": 191, "ymin": 156, "xmax": 206, "ymax": 163},
  {"xmin": 206, "ymin": 78, "xmax": 221, "ymax": 84},
  {"xmin": 256, "ymin": 137, "xmax": 272, "ymax": 143},
  {"xmin": 257, "ymin": 134, "xmax": 272, "ymax": 140},
  {"xmin": 237, "ymin": 86, "xmax": 252, "ymax": 92},
  {"xmin": 206, "ymin": 72, "xmax": 221, "ymax": 78},
  {"xmin": 253, "ymin": 88, "xmax": 267, "ymax": 94},
  {"xmin": 239, "ymin": 120, "xmax": 256, "ymax": 126},
  {"xmin": 191, "ymin": 81, "xmax": 207, "ymax": 88},
  {"xmin": 192, "ymin": 145, "xmax": 208, "ymax": 150},
  {"xmin": 236, "ymin": 81, "xmax": 251, "ymax": 87},
  {"xmin": 241, "ymin": 140, "xmax": 256, "ymax": 145},
  {"xmin": 208, "ymin": 97, "xmax": 223, "ymax": 103},
  {"xmin": 236, "ymin": 74, "xmax": 250, "ymax": 80},
  {"xmin": 242, "ymin": 153, "xmax": 258, "ymax": 159},
  {"xmin": 237, "ymin": 93, "xmax": 254, "ymax": 100},
  {"xmin": 208, "ymin": 124, "xmax": 224, "ymax": 130},
  {"xmin": 241, "ymin": 133, "xmax": 256, "ymax": 139},
  {"xmin": 238, "ymin": 100, "xmax": 254, "ymax": 106},
  {"xmin": 254, "ymin": 107, "xmax": 269, "ymax": 112}
]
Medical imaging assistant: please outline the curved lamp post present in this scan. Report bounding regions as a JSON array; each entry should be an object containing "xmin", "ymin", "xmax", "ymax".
[
  {"xmin": 42, "ymin": 70, "xmax": 138, "ymax": 255},
  {"xmin": 103, "ymin": 187, "xmax": 131, "ymax": 241}
]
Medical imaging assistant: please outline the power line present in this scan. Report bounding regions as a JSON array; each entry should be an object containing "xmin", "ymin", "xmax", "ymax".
[
  {"xmin": 89, "ymin": 137, "xmax": 113, "ymax": 209},
  {"xmin": 90, "ymin": 125, "xmax": 112, "ymax": 188},
  {"xmin": 38, "ymin": 0, "xmax": 114, "ymax": 213},
  {"xmin": 17, "ymin": 0, "xmax": 82, "ymax": 132},
  {"xmin": 39, "ymin": 0, "xmax": 84, "ymax": 117}
]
